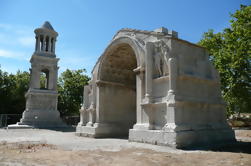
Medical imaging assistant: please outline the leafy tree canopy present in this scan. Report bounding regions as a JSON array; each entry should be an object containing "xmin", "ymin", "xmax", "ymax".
[
  {"xmin": 58, "ymin": 69, "xmax": 90, "ymax": 116},
  {"xmin": 198, "ymin": 5, "xmax": 251, "ymax": 115},
  {"xmin": 0, "ymin": 67, "xmax": 90, "ymax": 116},
  {"xmin": 0, "ymin": 67, "xmax": 30, "ymax": 114}
]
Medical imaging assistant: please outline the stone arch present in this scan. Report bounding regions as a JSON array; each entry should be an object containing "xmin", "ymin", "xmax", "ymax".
[
  {"xmin": 97, "ymin": 37, "xmax": 144, "ymax": 80},
  {"xmin": 94, "ymin": 37, "xmax": 145, "ymax": 137},
  {"xmin": 40, "ymin": 68, "xmax": 49, "ymax": 89}
]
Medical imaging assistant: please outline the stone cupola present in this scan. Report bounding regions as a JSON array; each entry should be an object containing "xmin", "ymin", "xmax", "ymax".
[{"xmin": 34, "ymin": 21, "xmax": 58, "ymax": 56}]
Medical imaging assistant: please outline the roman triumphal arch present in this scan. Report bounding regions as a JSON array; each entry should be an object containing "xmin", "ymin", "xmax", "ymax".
[{"xmin": 76, "ymin": 27, "xmax": 235, "ymax": 148}]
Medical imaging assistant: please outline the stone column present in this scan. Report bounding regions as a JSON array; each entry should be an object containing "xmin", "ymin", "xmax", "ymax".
[
  {"xmin": 42, "ymin": 36, "xmax": 46, "ymax": 51},
  {"xmin": 136, "ymin": 71, "xmax": 143, "ymax": 124},
  {"xmin": 29, "ymin": 67, "xmax": 34, "ymax": 89},
  {"xmin": 50, "ymin": 38, "xmax": 54, "ymax": 52},
  {"xmin": 168, "ymin": 58, "xmax": 177, "ymax": 95},
  {"xmin": 48, "ymin": 37, "xmax": 51, "ymax": 53},
  {"xmin": 79, "ymin": 109, "xmax": 84, "ymax": 125},
  {"xmin": 48, "ymin": 69, "xmax": 54, "ymax": 90},
  {"xmin": 145, "ymin": 42, "xmax": 153, "ymax": 103},
  {"xmin": 79, "ymin": 108, "xmax": 87, "ymax": 126},
  {"xmin": 132, "ymin": 66, "xmax": 144, "ymax": 128},
  {"xmin": 35, "ymin": 36, "xmax": 39, "ymax": 52},
  {"xmin": 52, "ymin": 40, "xmax": 56, "ymax": 53},
  {"xmin": 163, "ymin": 57, "xmax": 178, "ymax": 132},
  {"xmin": 87, "ymin": 109, "xmax": 96, "ymax": 126},
  {"xmin": 79, "ymin": 86, "xmax": 88, "ymax": 126},
  {"xmin": 53, "ymin": 66, "xmax": 59, "ymax": 90},
  {"xmin": 32, "ymin": 67, "xmax": 40, "ymax": 89},
  {"xmin": 94, "ymin": 85, "xmax": 102, "ymax": 128}
]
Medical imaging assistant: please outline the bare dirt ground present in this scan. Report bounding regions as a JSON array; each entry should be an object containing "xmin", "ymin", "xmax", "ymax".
[{"xmin": 0, "ymin": 129, "xmax": 250, "ymax": 166}]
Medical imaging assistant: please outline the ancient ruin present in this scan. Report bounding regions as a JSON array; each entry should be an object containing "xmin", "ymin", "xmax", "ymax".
[
  {"xmin": 8, "ymin": 21, "xmax": 65, "ymax": 128},
  {"xmin": 76, "ymin": 27, "xmax": 236, "ymax": 148}
]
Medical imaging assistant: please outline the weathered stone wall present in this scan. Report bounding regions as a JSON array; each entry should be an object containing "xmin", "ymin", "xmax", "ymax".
[{"xmin": 76, "ymin": 27, "xmax": 235, "ymax": 148}]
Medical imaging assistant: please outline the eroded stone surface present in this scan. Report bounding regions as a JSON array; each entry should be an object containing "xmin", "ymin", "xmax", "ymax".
[
  {"xmin": 76, "ymin": 27, "xmax": 235, "ymax": 148},
  {"xmin": 8, "ymin": 21, "xmax": 65, "ymax": 129}
]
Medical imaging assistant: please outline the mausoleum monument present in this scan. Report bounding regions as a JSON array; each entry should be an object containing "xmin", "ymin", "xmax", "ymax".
[
  {"xmin": 76, "ymin": 27, "xmax": 235, "ymax": 148},
  {"xmin": 9, "ymin": 21, "xmax": 65, "ymax": 128}
]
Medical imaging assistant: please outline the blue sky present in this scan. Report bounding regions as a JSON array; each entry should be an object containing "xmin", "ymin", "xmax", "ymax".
[{"xmin": 0, "ymin": 0, "xmax": 249, "ymax": 76}]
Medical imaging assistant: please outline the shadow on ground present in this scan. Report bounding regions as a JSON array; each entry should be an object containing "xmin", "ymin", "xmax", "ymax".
[
  {"xmin": 184, "ymin": 140, "xmax": 251, "ymax": 154},
  {"xmin": 40, "ymin": 126, "xmax": 76, "ymax": 132}
]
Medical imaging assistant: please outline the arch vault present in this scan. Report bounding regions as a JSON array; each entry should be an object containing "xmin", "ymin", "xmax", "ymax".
[{"xmin": 76, "ymin": 27, "xmax": 235, "ymax": 148}]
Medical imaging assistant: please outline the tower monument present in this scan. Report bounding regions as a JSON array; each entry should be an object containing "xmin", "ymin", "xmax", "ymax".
[{"xmin": 9, "ymin": 21, "xmax": 65, "ymax": 128}]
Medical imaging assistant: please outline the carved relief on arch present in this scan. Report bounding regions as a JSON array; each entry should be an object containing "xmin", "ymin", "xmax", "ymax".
[
  {"xmin": 153, "ymin": 40, "xmax": 170, "ymax": 77},
  {"xmin": 99, "ymin": 43, "xmax": 137, "ymax": 86},
  {"xmin": 119, "ymin": 33, "xmax": 146, "ymax": 47}
]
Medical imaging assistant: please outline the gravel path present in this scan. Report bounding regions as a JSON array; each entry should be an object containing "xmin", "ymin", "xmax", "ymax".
[
  {"xmin": 0, "ymin": 128, "xmax": 250, "ymax": 166},
  {"xmin": 0, "ymin": 128, "xmax": 184, "ymax": 153}
]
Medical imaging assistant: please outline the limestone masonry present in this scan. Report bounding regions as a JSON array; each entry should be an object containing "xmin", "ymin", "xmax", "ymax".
[
  {"xmin": 7, "ymin": 22, "xmax": 235, "ymax": 148},
  {"xmin": 76, "ymin": 27, "xmax": 236, "ymax": 148},
  {"xmin": 8, "ymin": 21, "xmax": 65, "ymax": 128}
]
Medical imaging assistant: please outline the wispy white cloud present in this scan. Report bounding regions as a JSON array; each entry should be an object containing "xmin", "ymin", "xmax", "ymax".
[
  {"xmin": 0, "ymin": 49, "xmax": 28, "ymax": 60},
  {"xmin": 0, "ymin": 23, "xmax": 34, "ymax": 48},
  {"xmin": 0, "ymin": 23, "xmax": 13, "ymax": 31},
  {"xmin": 18, "ymin": 36, "xmax": 35, "ymax": 47},
  {"xmin": 58, "ymin": 50, "xmax": 97, "ymax": 75}
]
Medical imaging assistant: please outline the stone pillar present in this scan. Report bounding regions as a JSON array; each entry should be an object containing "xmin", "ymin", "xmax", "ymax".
[
  {"xmin": 163, "ymin": 57, "xmax": 178, "ymax": 132},
  {"xmin": 48, "ymin": 69, "xmax": 54, "ymax": 90},
  {"xmin": 79, "ymin": 86, "xmax": 90, "ymax": 126},
  {"xmin": 136, "ymin": 72, "xmax": 143, "ymax": 124},
  {"xmin": 42, "ymin": 36, "xmax": 46, "ymax": 51},
  {"xmin": 50, "ymin": 38, "xmax": 54, "ymax": 52},
  {"xmin": 132, "ymin": 66, "xmax": 145, "ymax": 129},
  {"xmin": 32, "ymin": 67, "xmax": 40, "ymax": 89},
  {"xmin": 87, "ymin": 109, "xmax": 96, "ymax": 126},
  {"xmin": 40, "ymin": 36, "xmax": 43, "ymax": 51},
  {"xmin": 52, "ymin": 66, "xmax": 59, "ymax": 90},
  {"xmin": 48, "ymin": 37, "xmax": 52, "ymax": 53},
  {"xmin": 52, "ymin": 40, "xmax": 56, "ymax": 53},
  {"xmin": 145, "ymin": 42, "xmax": 153, "ymax": 102},
  {"xmin": 168, "ymin": 58, "xmax": 177, "ymax": 95},
  {"xmin": 94, "ymin": 86, "xmax": 102, "ymax": 127},
  {"xmin": 79, "ymin": 108, "xmax": 87, "ymax": 126},
  {"xmin": 35, "ymin": 36, "xmax": 40, "ymax": 52}
]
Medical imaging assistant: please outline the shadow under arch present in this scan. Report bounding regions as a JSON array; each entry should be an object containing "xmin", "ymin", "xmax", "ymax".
[{"xmin": 93, "ymin": 36, "xmax": 145, "ymax": 137}]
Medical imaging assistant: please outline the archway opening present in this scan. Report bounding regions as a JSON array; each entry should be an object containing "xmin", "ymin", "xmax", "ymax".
[
  {"xmin": 40, "ymin": 69, "xmax": 49, "ymax": 89},
  {"xmin": 99, "ymin": 43, "xmax": 137, "ymax": 137}
]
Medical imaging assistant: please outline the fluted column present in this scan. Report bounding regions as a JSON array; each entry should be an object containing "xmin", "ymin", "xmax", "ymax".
[
  {"xmin": 168, "ymin": 58, "xmax": 177, "ymax": 95},
  {"xmin": 145, "ymin": 42, "xmax": 153, "ymax": 102}
]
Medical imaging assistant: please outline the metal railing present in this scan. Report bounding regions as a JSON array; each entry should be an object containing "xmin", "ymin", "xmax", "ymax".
[{"xmin": 0, "ymin": 114, "xmax": 22, "ymax": 128}]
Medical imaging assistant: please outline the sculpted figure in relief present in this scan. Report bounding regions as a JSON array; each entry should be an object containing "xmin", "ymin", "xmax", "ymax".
[{"xmin": 153, "ymin": 41, "xmax": 169, "ymax": 77}]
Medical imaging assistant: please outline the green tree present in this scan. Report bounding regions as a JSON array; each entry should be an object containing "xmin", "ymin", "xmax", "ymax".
[
  {"xmin": 0, "ymin": 67, "xmax": 15, "ymax": 114},
  {"xmin": 0, "ymin": 67, "xmax": 30, "ymax": 114},
  {"xmin": 10, "ymin": 71, "xmax": 30, "ymax": 114},
  {"xmin": 58, "ymin": 69, "xmax": 90, "ymax": 116},
  {"xmin": 198, "ymin": 5, "xmax": 251, "ymax": 115}
]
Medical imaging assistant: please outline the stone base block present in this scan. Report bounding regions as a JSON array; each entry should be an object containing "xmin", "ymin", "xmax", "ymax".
[
  {"xmin": 76, "ymin": 123, "xmax": 129, "ymax": 138},
  {"xmin": 7, "ymin": 124, "xmax": 33, "ymax": 129},
  {"xmin": 129, "ymin": 128, "xmax": 236, "ymax": 149},
  {"xmin": 14, "ymin": 109, "xmax": 67, "ymax": 128}
]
